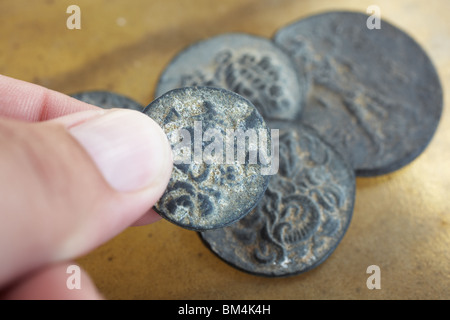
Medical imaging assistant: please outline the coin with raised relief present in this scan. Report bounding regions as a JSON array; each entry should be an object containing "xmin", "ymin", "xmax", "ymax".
[
  {"xmin": 273, "ymin": 11, "xmax": 443, "ymax": 176},
  {"xmin": 199, "ymin": 122, "xmax": 355, "ymax": 277},
  {"xmin": 143, "ymin": 87, "xmax": 274, "ymax": 231},
  {"xmin": 71, "ymin": 90, "xmax": 143, "ymax": 111},
  {"xmin": 155, "ymin": 33, "xmax": 306, "ymax": 121}
]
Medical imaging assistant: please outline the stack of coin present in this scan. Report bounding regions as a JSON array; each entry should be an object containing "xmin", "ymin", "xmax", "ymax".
[{"xmin": 74, "ymin": 11, "xmax": 443, "ymax": 277}]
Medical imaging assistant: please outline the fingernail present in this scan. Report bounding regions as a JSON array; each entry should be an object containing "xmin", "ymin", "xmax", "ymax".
[{"xmin": 69, "ymin": 109, "xmax": 172, "ymax": 192}]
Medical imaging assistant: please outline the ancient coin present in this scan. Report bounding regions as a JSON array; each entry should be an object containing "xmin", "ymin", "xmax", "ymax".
[
  {"xmin": 199, "ymin": 122, "xmax": 355, "ymax": 277},
  {"xmin": 155, "ymin": 33, "xmax": 306, "ymax": 121},
  {"xmin": 71, "ymin": 91, "xmax": 143, "ymax": 111},
  {"xmin": 273, "ymin": 11, "xmax": 443, "ymax": 176},
  {"xmin": 143, "ymin": 87, "xmax": 274, "ymax": 231}
]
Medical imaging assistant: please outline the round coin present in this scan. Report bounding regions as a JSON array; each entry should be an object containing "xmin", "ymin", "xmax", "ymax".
[
  {"xmin": 71, "ymin": 90, "xmax": 143, "ymax": 111},
  {"xmin": 199, "ymin": 122, "xmax": 355, "ymax": 277},
  {"xmin": 155, "ymin": 33, "xmax": 306, "ymax": 121},
  {"xmin": 143, "ymin": 87, "xmax": 273, "ymax": 231},
  {"xmin": 273, "ymin": 11, "xmax": 443, "ymax": 176}
]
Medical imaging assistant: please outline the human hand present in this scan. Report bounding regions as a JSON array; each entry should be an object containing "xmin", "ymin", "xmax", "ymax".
[{"xmin": 0, "ymin": 75, "xmax": 173, "ymax": 299}]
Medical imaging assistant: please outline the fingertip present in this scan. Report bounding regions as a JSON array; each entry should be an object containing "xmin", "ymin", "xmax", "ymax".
[
  {"xmin": 68, "ymin": 109, "xmax": 173, "ymax": 193},
  {"xmin": 131, "ymin": 208, "xmax": 163, "ymax": 227}
]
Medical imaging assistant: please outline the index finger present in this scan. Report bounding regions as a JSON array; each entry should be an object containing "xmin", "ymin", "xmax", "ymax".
[{"xmin": 0, "ymin": 75, "xmax": 99, "ymax": 122}]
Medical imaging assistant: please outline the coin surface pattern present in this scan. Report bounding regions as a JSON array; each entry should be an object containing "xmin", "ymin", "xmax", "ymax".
[{"xmin": 156, "ymin": 33, "xmax": 305, "ymax": 121}]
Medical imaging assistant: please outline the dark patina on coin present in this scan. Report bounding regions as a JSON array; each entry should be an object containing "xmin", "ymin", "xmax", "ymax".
[
  {"xmin": 143, "ymin": 87, "xmax": 274, "ymax": 231},
  {"xmin": 273, "ymin": 11, "xmax": 443, "ymax": 176},
  {"xmin": 71, "ymin": 91, "xmax": 143, "ymax": 111},
  {"xmin": 199, "ymin": 122, "xmax": 355, "ymax": 277},
  {"xmin": 155, "ymin": 33, "xmax": 306, "ymax": 121}
]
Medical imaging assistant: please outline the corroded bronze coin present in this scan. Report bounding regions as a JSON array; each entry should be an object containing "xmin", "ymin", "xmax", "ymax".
[
  {"xmin": 155, "ymin": 33, "xmax": 305, "ymax": 121},
  {"xmin": 71, "ymin": 91, "xmax": 143, "ymax": 111},
  {"xmin": 199, "ymin": 122, "xmax": 355, "ymax": 277},
  {"xmin": 273, "ymin": 11, "xmax": 443, "ymax": 176},
  {"xmin": 143, "ymin": 87, "xmax": 274, "ymax": 231}
]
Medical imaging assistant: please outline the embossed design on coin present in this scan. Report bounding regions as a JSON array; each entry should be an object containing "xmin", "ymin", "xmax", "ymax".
[
  {"xmin": 155, "ymin": 33, "xmax": 306, "ymax": 121},
  {"xmin": 71, "ymin": 91, "xmax": 143, "ymax": 111},
  {"xmin": 199, "ymin": 123, "xmax": 355, "ymax": 277},
  {"xmin": 143, "ymin": 87, "xmax": 273, "ymax": 231},
  {"xmin": 273, "ymin": 11, "xmax": 443, "ymax": 176}
]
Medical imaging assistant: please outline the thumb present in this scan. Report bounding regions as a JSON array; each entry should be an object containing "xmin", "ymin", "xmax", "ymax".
[{"xmin": 0, "ymin": 109, "xmax": 172, "ymax": 288}]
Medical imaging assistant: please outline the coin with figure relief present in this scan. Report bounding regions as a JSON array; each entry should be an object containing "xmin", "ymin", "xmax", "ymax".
[{"xmin": 273, "ymin": 11, "xmax": 443, "ymax": 176}]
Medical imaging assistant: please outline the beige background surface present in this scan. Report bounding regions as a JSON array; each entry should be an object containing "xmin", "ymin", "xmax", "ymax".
[{"xmin": 1, "ymin": 0, "xmax": 449, "ymax": 299}]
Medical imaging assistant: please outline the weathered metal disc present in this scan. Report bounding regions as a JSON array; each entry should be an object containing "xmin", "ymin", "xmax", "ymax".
[
  {"xmin": 273, "ymin": 11, "xmax": 443, "ymax": 176},
  {"xmin": 143, "ymin": 87, "xmax": 273, "ymax": 231},
  {"xmin": 71, "ymin": 90, "xmax": 143, "ymax": 111},
  {"xmin": 199, "ymin": 122, "xmax": 355, "ymax": 277},
  {"xmin": 155, "ymin": 33, "xmax": 306, "ymax": 121}
]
